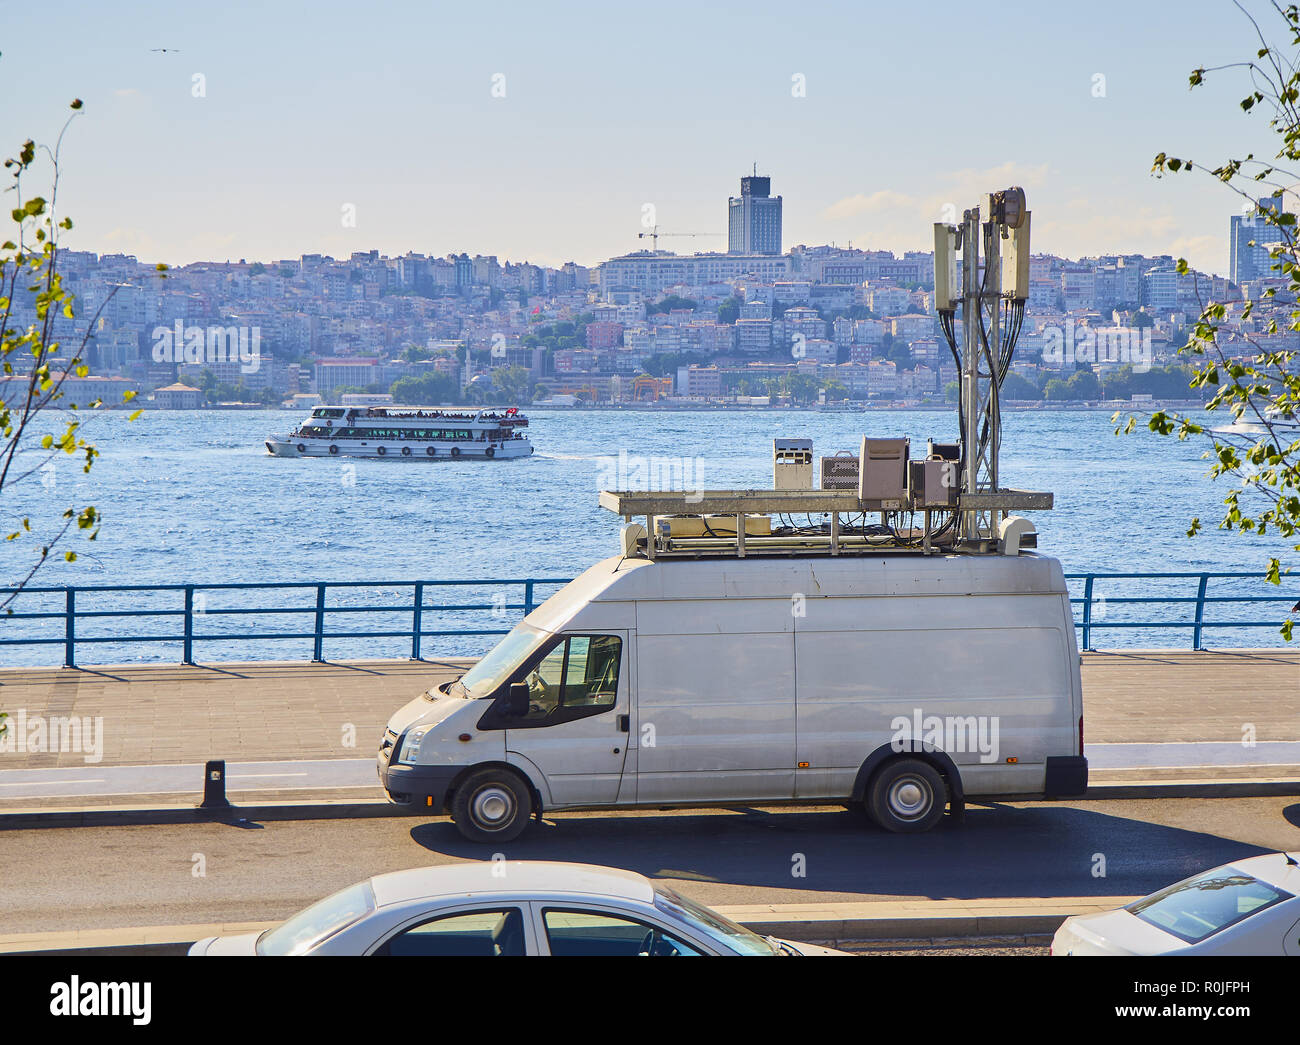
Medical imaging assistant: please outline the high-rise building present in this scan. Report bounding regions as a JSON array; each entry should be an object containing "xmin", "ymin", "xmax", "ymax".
[
  {"xmin": 1230, "ymin": 194, "xmax": 1286, "ymax": 284},
  {"xmin": 728, "ymin": 174, "xmax": 783, "ymax": 255}
]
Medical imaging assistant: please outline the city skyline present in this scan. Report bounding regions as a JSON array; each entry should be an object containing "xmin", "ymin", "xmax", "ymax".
[{"xmin": 1, "ymin": 0, "xmax": 1285, "ymax": 276}]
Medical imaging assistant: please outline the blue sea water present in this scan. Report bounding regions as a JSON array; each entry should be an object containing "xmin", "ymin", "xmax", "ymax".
[{"xmin": 1, "ymin": 407, "xmax": 1295, "ymax": 665}]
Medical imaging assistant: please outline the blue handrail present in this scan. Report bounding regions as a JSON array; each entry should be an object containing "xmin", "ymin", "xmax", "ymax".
[
  {"xmin": 1062, "ymin": 571, "xmax": 1297, "ymax": 652},
  {"xmin": 0, "ymin": 572, "xmax": 1294, "ymax": 667},
  {"xmin": 1, "ymin": 578, "xmax": 572, "ymax": 668}
]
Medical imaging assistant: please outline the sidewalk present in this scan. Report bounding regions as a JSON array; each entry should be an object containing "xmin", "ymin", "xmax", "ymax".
[{"xmin": 0, "ymin": 650, "xmax": 1296, "ymax": 813}]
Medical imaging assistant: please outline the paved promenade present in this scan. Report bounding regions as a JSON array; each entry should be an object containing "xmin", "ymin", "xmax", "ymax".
[{"xmin": 0, "ymin": 650, "xmax": 1295, "ymax": 808}]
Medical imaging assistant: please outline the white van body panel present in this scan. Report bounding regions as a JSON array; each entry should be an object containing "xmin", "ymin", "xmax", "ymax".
[
  {"xmin": 515, "ymin": 553, "xmax": 1080, "ymax": 809},
  {"xmin": 793, "ymin": 603, "xmax": 1073, "ymax": 797},
  {"xmin": 386, "ymin": 551, "xmax": 1084, "ymax": 816},
  {"xmin": 637, "ymin": 627, "xmax": 796, "ymax": 802}
]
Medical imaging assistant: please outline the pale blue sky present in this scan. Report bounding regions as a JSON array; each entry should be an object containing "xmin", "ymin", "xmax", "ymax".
[{"xmin": 1, "ymin": 0, "xmax": 1284, "ymax": 274}]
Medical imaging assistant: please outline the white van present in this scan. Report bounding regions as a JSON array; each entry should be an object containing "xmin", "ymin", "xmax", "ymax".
[{"xmin": 378, "ymin": 552, "xmax": 1087, "ymax": 842}]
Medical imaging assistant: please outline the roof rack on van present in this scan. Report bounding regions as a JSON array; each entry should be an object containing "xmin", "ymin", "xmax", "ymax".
[{"xmin": 599, "ymin": 487, "xmax": 1052, "ymax": 561}]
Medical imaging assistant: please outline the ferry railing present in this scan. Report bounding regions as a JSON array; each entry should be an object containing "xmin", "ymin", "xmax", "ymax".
[{"xmin": 0, "ymin": 572, "xmax": 1295, "ymax": 667}]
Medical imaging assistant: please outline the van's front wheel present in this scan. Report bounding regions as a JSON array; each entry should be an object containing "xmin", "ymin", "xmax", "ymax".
[
  {"xmin": 868, "ymin": 759, "xmax": 947, "ymax": 833},
  {"xmin": 450, "ymin": 768, "xmax": 533, "ymax": 843}
]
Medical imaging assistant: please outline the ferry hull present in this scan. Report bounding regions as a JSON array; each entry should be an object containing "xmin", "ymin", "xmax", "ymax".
[{"xmin": 265, "ymin": 436, "xmax": 532, "ymax": 460}]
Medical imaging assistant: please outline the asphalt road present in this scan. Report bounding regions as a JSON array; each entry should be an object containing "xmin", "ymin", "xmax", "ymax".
[{"xmin": 2, "ymin": 795, "xmax": 1298, "ymax": 935}]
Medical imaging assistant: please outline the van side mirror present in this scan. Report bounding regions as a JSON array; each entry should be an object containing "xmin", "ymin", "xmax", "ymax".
[{"xmin": 507, "ymin": 683, "xmax": 529, "ymax": 717}]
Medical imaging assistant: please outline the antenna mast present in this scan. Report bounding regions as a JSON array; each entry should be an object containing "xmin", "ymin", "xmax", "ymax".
[{"xmin": 935, "ymin": 187, "xmax": 1032, "ymax": 544}]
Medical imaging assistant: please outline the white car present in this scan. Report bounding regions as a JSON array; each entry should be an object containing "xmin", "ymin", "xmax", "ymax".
[
  {"xmin": 189, "ymin": 861, "xmax": 848, "ymax": 957},
  {"xmin": 1052, "ymin": 853, "xmax": 1300, "ymax": 955}
]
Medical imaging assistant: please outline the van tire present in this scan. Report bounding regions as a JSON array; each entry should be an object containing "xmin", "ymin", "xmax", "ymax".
[
  {"xmin": 450, "ymin": 767, "xmax": 533, "ymax": 843},
  {"xmin": 867, "ymin": 758, "xmax": 947, "ymax": 833}
]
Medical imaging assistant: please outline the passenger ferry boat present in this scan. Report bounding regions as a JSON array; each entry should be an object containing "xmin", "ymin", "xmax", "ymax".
[{"xmin": 266, "ymin": 406, "xmax": 533, "ymax": 460}]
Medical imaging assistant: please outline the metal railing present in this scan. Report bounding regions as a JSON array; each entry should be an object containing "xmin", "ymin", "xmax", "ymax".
[
  {"xmin": 0, "ymin": 572, "xmax": 1295, "ymax": 667},
  {"xmin": 0, "ymin": 579, "xmax": 571, "ymax": 668},
  {"xmin": 1064, "ymin": 572, "xmax": 1298, "ymax": 652}
]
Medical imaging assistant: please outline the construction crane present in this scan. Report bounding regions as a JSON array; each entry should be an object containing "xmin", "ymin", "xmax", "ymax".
[{"xmin": 637, "ymin": 227, "xmax": 721, "ymax": 251}]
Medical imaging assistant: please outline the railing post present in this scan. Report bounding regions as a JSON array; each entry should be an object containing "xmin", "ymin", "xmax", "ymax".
[
  {"xmin": 63, "ymin": 587, "xmax": 76, "ymax": 668},
  {"xmin": 183, "ymin": 586, "xmax": 195, "ymax": 665},
  {"xmin": 312, "ymin": 584, "xmax": 326, "ymax": 662},
  {"xmin": 1080, "ymin": 575, "xmax": 1094, "ymax": 652},
  {"xmin": 411, "ymin": 582, "xmax": 424, "ymax": 661},
  {"xmin": 1193, "ymin": 573, "xmax": 1210, "ymax": 651},
  {"xmin": 523, "ymin": 580, "xmax": 535, "ymax": 618}
]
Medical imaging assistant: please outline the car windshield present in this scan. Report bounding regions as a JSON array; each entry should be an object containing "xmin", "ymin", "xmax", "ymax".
[
  {"xmin": 256, "ymin": 881, "xmax": 376, "ymax": 955},
  {"xmin": 455, "ymin": 623, "xmax": 547, "ymax": 699},
  {"xmin": 1127, "ymin": 867, "xmax": 1293, "ymax": 944},
  {"xmin": 653, "ymin": 886, "xmax": 777, "ymax": 955}
]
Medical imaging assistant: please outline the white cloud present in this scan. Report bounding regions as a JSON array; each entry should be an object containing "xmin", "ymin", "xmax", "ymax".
[
  {"xmin": 939, "ymin": 161, "xmax": 1052, "ymax": 188},
  {"xmin": 822, "ymin": 190, "xmax": 915, "ymax": 220}
]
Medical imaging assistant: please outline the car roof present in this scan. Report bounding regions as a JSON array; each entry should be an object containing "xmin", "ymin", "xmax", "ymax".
[{"xmin": 368, "ymin": 861, "xmax": 657, "ymax": 908}]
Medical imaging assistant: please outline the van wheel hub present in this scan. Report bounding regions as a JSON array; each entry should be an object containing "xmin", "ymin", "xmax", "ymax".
[
  {"xmin": 888, "ymin": 777, "xmax": 931, "ymax": 819},
  {"xmin": 472, "ymin": 786, "xmax": 514, "ymax": 826}
]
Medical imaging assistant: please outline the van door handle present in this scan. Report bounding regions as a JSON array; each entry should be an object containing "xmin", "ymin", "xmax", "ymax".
[{"xmin": 617, "ymin": 714, "xmax": 630, "ymax": 733}]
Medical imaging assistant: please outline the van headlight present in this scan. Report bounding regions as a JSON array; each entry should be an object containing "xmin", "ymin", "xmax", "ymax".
[{"xmin": 398, "ymin": 727, "xmax": 429, "ymax": 765}]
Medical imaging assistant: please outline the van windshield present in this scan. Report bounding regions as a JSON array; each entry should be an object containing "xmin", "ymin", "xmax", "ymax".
[{"xmin": 455, "ymin": 623, "xmax": 548, "ymax": 699}]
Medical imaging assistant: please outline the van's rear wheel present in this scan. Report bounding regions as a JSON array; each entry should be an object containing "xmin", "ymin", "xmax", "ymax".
[
  {"xmin": 450, "ymin": 768, "xmax": 532, "ymax": 843},
  {"xmin": 868, "ymin": 758, "xmax": 946, "ymax": 833}
]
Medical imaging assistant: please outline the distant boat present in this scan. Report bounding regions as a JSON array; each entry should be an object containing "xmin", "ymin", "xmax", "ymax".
[
  {"xmin": 1211, "ymin": 406, "xmax": 1300, "ymax": 437},
  {"xmin": 266, "ymin": 406, "xmax": 534, "ymax": 460}
]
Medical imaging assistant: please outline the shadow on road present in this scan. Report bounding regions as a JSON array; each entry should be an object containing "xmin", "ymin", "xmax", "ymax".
[{"xmin": 407, "ymin": 802, "xmax": 1278, "ymax": 901}]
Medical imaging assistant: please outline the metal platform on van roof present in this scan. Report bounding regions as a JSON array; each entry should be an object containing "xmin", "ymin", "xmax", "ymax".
[
  {"xmin": 598, "ymin": 489, "xmax": 1053, "ymax": 516},
  {"xmin": 598, "ymin": 488, "xmax": 1053, "ymax": 560}
]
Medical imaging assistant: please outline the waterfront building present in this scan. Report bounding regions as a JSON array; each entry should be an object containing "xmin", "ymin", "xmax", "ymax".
[{"xmin": 153, "ymin": 382, "xmax": 204, "ymax": 409}]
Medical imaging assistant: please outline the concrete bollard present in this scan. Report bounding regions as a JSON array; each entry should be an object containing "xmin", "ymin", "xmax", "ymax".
[{"xmin": 199, "ymin": 759, "xmax": 231, "ymax": 810}]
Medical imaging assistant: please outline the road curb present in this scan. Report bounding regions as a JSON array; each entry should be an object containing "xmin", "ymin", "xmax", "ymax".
[
  {"xmin": 1083, "ymin": 778, "xmax": 1300, "ymax": 799},
  {"xmin": 0, "ymin": 778, "xmax": 1296, "ymax": 830},
  {"xmin": 0, "ymin": 799, "xmax": 404, "ymax": 830}
]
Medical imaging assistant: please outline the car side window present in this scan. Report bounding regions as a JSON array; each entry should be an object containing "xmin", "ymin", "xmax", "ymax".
[
  {"xmin": 372, "ymin": 908, "xmax": 526, "ymax": 956},
  {"xmin": 541, "ymin": 909, "xmax": 702, "ymax": 957},
  {"xmin": 518, "ymin": 635, "xmax": 621, "ymax": 722}
]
